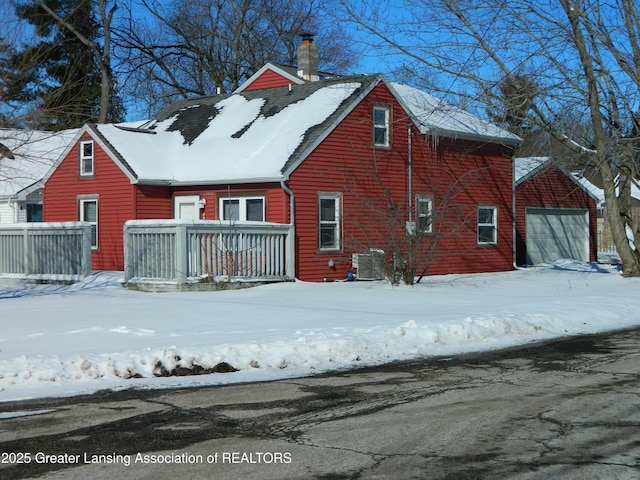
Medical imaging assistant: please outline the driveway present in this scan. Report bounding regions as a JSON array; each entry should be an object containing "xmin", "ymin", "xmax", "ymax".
[{"xmin": 1, "ymin": 327, "xmax": 639, "ymax": 479}]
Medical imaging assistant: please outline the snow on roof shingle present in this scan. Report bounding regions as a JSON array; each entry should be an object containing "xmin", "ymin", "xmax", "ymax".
[
  {"xmin": 94, "ymin": 74, "xmax": 520, "ymax": 186},
  {"xmin": 97, "ymin": 77, "xmax": 376, "ymax": 184},
  {"xmin": 390, "ymin": 83, "xmax": 522, "ymax": 145},
  {"xmin": 515, "ymin": 157, "xmax": 602, "ymax": 203},
  {"xmin": 514, "ymin": 156, "xmax": 552, "ymax": 184},
  {"xmin": 0, "ymin": 129, "xmax": 79, "ymax": 197}
]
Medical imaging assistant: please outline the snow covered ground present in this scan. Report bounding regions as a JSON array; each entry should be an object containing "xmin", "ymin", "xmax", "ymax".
[{"xmin": 1, "ymin": 260, "xmax": 640, "ymax": 403}]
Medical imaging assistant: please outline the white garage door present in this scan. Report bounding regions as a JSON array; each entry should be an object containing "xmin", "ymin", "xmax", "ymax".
[{"xmin": 526, "ymin": 208, "xmax": 589, "ymax": 265}]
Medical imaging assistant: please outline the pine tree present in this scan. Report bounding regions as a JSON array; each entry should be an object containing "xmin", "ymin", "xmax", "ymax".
[{"xmin": 4, "ymin": 0, "xmax": 122, "ymax": 129}]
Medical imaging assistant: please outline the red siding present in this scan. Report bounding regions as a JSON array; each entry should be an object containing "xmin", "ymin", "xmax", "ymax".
[
  {"xmin": 43, "ymin": 133, "xmax": 135, "ymax": 270},
  {"xmin": 241, "ymin": 69, "xmax": 296, "ymax": 92},
  {"xmin": 135, "ymin": 185, "xmax": 172, "ymax": 219},
  {"xmin": 288, "ymin": 83, "xmax": 515, "ymax": 282},
  {"xmin": 515, "ymin": 166, "xmax": 597, "ymax": 264},
  {"xmin": 43, "ymin": 83, "xmax": 517, "ymax": 281},
  {"xmin": 170, "ymin": 183, "xmax": 287, "ymax": 222}
]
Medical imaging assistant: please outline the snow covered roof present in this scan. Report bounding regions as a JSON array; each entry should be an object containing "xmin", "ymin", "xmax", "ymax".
[
  {"xmin": 0, "ymin": 129, "xmax": 79, "ymax": 197},
  {"xmin": 572, "ymin": 172, "xmax": 640, "ymax": 206},
  {"xmin": 514, "ymin": 157, "xmax": 601, "ymax": 203},
  {"xmin": 95, "ymin": 76, "xmax": 378, "ymax": 185},
  {"xmin": 390, "ymin": 83, "xmax": 522, "ymax": 146},
  {"xmin": 514, "ymin": 156, "xmax": 552, "ymax": 185},
  {"xmin": 90, "ymin": 74, "xmax": 521, "ymax": 186}
]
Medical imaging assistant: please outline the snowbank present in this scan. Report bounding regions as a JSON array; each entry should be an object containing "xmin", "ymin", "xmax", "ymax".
[{"xmin": 1, "ymin": 260, "xmax": 639, "ymax": 402}]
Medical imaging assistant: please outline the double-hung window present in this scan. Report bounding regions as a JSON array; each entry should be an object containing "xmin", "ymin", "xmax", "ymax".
[
  {"xmin": 477, "ymin": 206, "xmax": 497, "ymax": 245},
  {"xmin": 220, "ymin": 196, "xmax": 264, "ymax": 222},
  {"xmin": 416, "ymin": 195, "xmax": 433, "ymax": 234},
  {"xmin": 373, "ymin": 106, "xmax": 390, "ymax": 147},
  {"xmin": 80, "ymin": 140, "xmax": 94, "ymax": 176},
  {"xmin": 79, "ymin": 197, "xmax": 98, "ymax": 249},
  {"xmin": 318, "ymin": 193, "xmax": 341, "ymax": 251}
]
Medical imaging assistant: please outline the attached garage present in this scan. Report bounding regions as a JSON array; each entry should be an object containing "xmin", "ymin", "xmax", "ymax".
[
  {"xmin": 515, "ymin": 157, "xmax": 598, "ymax": 266},
  {"xmin": 525, "ymin": 208, "xmax": 589, "ymax": 264}
]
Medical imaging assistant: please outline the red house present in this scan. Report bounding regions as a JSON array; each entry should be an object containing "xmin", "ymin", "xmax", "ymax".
[
  {"xmin": 515, "ymin": 157, "xmax": 598, "ymax": 265},
  {"xmin": 42, "ymin": 39, "xmax": 521, "ymax": 281}
]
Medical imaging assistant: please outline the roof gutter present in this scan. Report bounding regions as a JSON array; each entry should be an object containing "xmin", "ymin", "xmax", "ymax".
[
  {"xmin": 420, "ymin": 126, "xmax": 523, "ymax": 148},
  {"xmin": 134, "ymin": 176, "xmax": 286, "ymax": 186}
]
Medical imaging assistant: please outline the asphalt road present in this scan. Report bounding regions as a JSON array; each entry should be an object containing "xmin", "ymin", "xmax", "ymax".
[{"xmin": 1, "ymin": 328, "xmax": 640, "ymax": 480}]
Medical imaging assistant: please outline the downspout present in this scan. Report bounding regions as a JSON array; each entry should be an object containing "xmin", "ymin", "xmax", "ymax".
[
  {"xmin": 281, "ymin": 179, "xmax": 296, "ymax": 279},
  {"xmin": 8, "ymin": 196, "xmax": 16, "ymax": 223},
  {"xmin": 512, "ymin": 157, "xmax": 517, "ymax": 269},
  {"xmin": 408, "ymin": 127, "xmax": 413, "ymax": 223}
]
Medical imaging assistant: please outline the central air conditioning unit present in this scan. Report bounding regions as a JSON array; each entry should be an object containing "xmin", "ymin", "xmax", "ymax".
[{"xmin": 352, "ymin": 250, "xmax": 385, "ymax": 280}]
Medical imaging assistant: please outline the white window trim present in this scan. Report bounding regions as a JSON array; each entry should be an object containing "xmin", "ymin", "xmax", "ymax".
[
  {"xmin": 219, "ymin": 196, "xmax": 265, "ymax": 222},
  {"xmin": 79, "ymin": 197, "xmax": 98, "ymax": 249},
  {"xmin": 79, "ymin": 140, "xmax": 94, "ymax": 176},
  {"xmin": 416, "ymin": 194, "xmax": 434, "ymax": 234},
  {"xmin": 318, "ymin": 192, "xmax": 342, "ymax": 251},
  {"xmin": 373, "ymin": 105, "xmax": 390, "ymax": 147},
  {"xmin": 477, "ymin": 205, "xmax": 498, "ymax": 245}
]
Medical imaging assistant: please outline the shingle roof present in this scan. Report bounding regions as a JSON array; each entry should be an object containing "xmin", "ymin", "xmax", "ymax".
[
  {"xmin": 97, "ymin": 75, "xmax": 380, "ymax": 184},
  {"xmin": 94, "ymin": 72, "xmax": 519, "ymax": 186},
  {"xmin": 0, "ymin": 129, "xmax": 79, "ymax": 197}
]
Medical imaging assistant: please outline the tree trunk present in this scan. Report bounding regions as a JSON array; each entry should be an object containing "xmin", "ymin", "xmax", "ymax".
[{"xmin": 599, "ymin": 161, "xmax": 640, "ymax": 276}]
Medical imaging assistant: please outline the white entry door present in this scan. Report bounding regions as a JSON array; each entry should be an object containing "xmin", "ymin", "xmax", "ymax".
[{"xmin": 174, "ymin": 195, "xmax": 200, "ymax": 220}]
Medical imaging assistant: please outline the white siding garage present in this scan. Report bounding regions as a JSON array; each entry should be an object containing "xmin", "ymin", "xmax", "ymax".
[{"xmin": 526, "ymin": 208, "xmax": 589, "ymax": 265}]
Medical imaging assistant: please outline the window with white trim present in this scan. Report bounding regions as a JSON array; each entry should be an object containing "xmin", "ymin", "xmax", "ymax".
[
  {"xmin": 220, "ymin": 196, "xmax": 264, "ymax": 221},
  {"xmin": 79, "ymin": 198, "xmax": 98, "ymax": 248},
  {"xmin": 318, "ymin": 193, "xmax": 341, "ymax": 251},
  {"xmin": 477, "ymin": 206, "xmax": 497, "ymax": 245},
  {"xmin": 80, "ymin": 140, "xmax": 94, "ymax": 176},
  {"xmin": 416, "ymin": 195, "xmax": 433, "ymax": 233},
  {"xmin": 373, "ymin": 106, "xmax": 390, "ymax": 147}
]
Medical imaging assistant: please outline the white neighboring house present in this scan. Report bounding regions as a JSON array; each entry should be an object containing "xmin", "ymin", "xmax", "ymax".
[{"xmin": 0, "ymin": 129, "xmax": 78, "ymax": 223}]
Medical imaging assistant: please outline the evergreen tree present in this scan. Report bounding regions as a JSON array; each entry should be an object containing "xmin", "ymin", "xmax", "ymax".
[{"xmin": 3, "ymin": 0, "xmax": 122, "ymax": 129}]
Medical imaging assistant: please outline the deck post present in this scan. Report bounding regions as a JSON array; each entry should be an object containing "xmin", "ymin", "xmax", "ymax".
[
  {"xmin": 286, "ymin": 224, "xmax": 295, "ymax": 280},
  {"xmin": 175, "ymin": 222, "xmax": 188, "ymax": 285}
]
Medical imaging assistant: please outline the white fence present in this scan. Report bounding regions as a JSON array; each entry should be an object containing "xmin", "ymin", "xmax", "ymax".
[
  {"xmin": 124, "ymin": 220, "xmax": 295, "ymax": 285},
  {"xmin": 0, "ymin": 222, "xmax": 92, "ymax": 280}
]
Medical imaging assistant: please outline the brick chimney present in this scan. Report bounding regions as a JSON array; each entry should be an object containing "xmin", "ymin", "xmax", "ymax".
[{"xmin": 297, "ymin": 33, "xmax": 319, "ymax": 82}]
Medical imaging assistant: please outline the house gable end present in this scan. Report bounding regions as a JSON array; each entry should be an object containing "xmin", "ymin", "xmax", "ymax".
[
  {"xmin": 39, "ymin": 127, "xmax": 86, "ymax": 186},
  {"xmin": 85, "ymin": 124, "xmax": 139, "ymax": 183},
  {"xmin": 515, "ymin": 157, "xmax": 599, "ymax": 203},
  {"xmin": 235, "ymin": 63, "xmax": 305, "ymax": 93},
  {"xmin": 40, "ymin": 125, "xmax": 139, "ymax": 186},
  {"xmin": 281, "ymin": 75, "xmax": 386, "ymax": 178}
]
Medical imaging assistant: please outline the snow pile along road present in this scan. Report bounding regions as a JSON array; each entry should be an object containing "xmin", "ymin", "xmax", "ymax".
[{"xmin": 1, "ymin": 260, "xmax": 639, "ymax": 402}]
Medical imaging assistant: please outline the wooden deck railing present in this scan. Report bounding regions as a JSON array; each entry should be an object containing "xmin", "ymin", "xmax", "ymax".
[
  {"xmin": 123, "ymin": 220, "xmax": 295, "ymax": 285},
  {"xmin": 0, "ymin": 222, "xmax": 92, "ymax": 280}
]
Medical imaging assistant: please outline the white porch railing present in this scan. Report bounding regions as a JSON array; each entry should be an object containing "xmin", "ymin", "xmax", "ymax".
[
  {"xmin": 0, "ymin": 222, "xmax": 92, "ymax": 280},
  {"xmin": 123, "ymin": 220, "xmax": 295, "ymax": 285}
]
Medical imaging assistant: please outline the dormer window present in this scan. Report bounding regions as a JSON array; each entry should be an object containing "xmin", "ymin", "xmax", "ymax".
[
  {"xmin": 373, "ymin": 105, "xmax": 390, "ymax": 147},
  {"xmin": 80, "ymin": 140, "xmax": 94, "ymax": 176}
]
